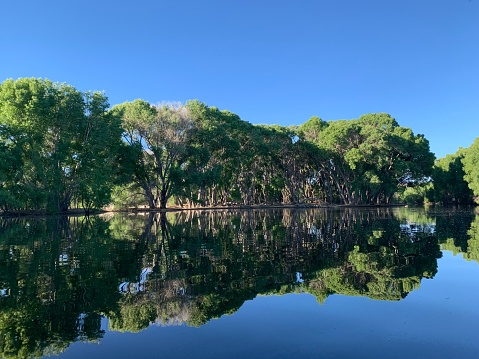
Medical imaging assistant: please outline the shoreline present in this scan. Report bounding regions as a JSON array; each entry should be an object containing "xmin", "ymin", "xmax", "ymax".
[{"xmin": 0, "ymin": 203, "xmax": 409, "ymax": 218}]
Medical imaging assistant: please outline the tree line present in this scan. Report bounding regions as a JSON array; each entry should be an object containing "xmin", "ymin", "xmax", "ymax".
[{"xmin": 1, "ymin": 78, "xmax": 478, "ymax": 213}]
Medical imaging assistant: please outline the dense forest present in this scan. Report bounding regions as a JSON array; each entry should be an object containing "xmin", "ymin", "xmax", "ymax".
[{"xmin": 1, "ymin": 78, "xmax": 478, "ymax": 214}]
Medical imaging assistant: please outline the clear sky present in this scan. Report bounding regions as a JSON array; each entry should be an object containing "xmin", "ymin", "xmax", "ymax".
[{"xmin": 1, "ymin": 0, "xmax": 478, "ymax": 158}]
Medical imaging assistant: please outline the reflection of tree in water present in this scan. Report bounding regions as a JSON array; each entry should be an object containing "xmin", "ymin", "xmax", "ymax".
[
  {"xmin": 435, "ymin": 209, "xmax": 479, "ymax": 263},
  {"xmin": 109, "ymin": 209, "xmax": 441, "ymax": 329},
  {"xmin": 0, "ymin": 208, "xmax": 444, "ymax": 357},
  {"xmin": 0, "ymin": 216, "xmax": 125, "ymax": 358},
  {"xmin": 465, "ymin": 216, "xmax": 479, "ymax": 262}
]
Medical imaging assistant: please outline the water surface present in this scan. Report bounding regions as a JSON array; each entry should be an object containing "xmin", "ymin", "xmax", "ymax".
[{"xmin": 1, "ymin": 207, "xmax": 478, "ymax": 358}]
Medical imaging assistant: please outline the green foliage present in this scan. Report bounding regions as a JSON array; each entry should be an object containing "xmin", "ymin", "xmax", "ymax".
[
  {"xmin": 428, "ymin": 148, "xmax": 473, "ymax": 204},
  {"xmin": 109, "ymin": 184, "xmax": 147, "ymax": 209},
  {"xmin": 108, "ymin": 296, "xmax": 156, "ymax": 332},
  {"xmin": 112, "ymin": 100, "xmax": 195, "ymax": 208},
  {"xmin": 0, "ymin": 129, "xmax": 23, "ymax": 210},
  {"xmin": 0, "ymin": 216, "xmax": 122, "ymax": 358},
  {"xmin": 297, "ymin": 116, "xmax": 328, "ymax": 143},
  {"xmin": 398, "ymin": 182, "xmax": 433, "ymax": 204},
  {"xmin": 0, "ymin": 79, "xmax": 439, "ymax": 210},
  {"xmin": 435, "ymin": 209, "xmax": 479, "ymax": 264},
  {"xmin": 182, "ymin": 102, "xmax": 330, "ymax": 207},
  {"xmin": 298, "ymin": 113, "xmax": 435, "ymax": 204},
  {"xmin": 465, "ymin": 215, "xmax": 479, "ymax": 262},
  {"xmin": 462, "ymin": 136, "xmax": 479, "ymax": 202},
  {"xmin": 0, "ymin": 78, "xmax": 122, "ymax": 213}
]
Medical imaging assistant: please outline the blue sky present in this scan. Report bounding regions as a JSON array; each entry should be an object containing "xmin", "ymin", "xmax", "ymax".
[{"xmin": 1, "ymin": 0, "xmax": 478, "ymax": 158}]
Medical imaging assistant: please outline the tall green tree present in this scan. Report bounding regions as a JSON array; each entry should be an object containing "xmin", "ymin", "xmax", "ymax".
[
  {"xmin": 429, "ymin": 148, "xmax": 472, "ymax": 204},
  {"xmin": 0, "ymin": 125, "xmax": 23, "ymax": 211},
  {"xmin": 0, "ymin": 78, "xmax": 121, "ymax": 212},
  {"xmin": 186, "ymin": 102, "xmax": 321, "ymax": 206},
  {"xmin": 113, "ymin": 100, "xmax": 195, "ymax": 209},
  {"xmin": 185, "ymin": 101, "xmax": 239, "ymax": 206},
  {"xmin": 299, "ymin": 113, "xmax": 434, "ymax": 205},
  {"xmin": 462, "ymin": 136, "xmax": 479, "ymax": 203}
]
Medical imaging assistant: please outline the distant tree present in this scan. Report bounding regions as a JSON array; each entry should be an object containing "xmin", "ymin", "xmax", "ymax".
[
  {"xmin": 297, "ymin": 116, "xmax": 328, "ymax": 143},
  {"xmin": 298, "ymin": 113, "xmax": 435, "ymax": 205},
  {"xmin": 462, "ymin": 136, "xmax": 479, "ymax": 203},
  {"xmin": 429, "ymin": 148, "xmax": 473, "ymax": 204}
]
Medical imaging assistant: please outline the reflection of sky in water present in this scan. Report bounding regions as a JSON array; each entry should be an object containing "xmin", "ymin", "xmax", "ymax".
[
  {"xmin": 119, "ymin": 267, "xmax": 153, "ymax": 294},
  {"xmin": 58, "ymin": 250, "xmax": 479, "ymax": 359},
  {"xmin": 400, "ymin": 222, "xmax": 436, "ymax": 235}
]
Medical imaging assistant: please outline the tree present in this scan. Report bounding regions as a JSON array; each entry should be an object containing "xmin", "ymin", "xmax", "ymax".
[
  {"xmin": 462, "ymin": 136, "xmax": 479, "ymax": 203},
  {"xmin": 0, "ymin": 125, "xmax": 23, "ymax": 211},
  {"xmin": 355, "ymin": 114, "xmax": 434, "ymax": 204},
  {"xmin": 0, "ymin": 78, "xmax": 122, "ymax": 212},
  {"xmin": 184, "ymin": 101, "xmax": 240, "ymax": 206},
  {"xmin": 297, "ymin": 116, "xmax": 328, "ymax": 143},
  {"xmin": 429, "ymin": 148, "xmax": 473, "ymax": 204},
  {"xmin": 112, "ymin": 100, "xmax": 195, "ymax": 209},
  {"xmin": 72, "ymin": 92, "xmax": 123, "ymax": 212},
  {"xmin": 298, "ymin": 113, "xmax": 435, "ymax": 205}
]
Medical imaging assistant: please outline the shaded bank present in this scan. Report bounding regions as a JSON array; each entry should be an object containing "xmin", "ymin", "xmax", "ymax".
[{"xmin": 0, "ymin": 202, "xmax": 408, "ymax": 218}]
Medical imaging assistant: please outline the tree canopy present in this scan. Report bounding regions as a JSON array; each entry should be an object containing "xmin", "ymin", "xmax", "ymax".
[
  {"xmin": 428, "ymin": 148, "xmax": 473, "ymax": 204},
  {"xmin": 462, "ymin": 136, "xmax": 479, "ymax": 203},
  {"xmin": 0, "ymin": 78, "xmax": 122, "ymax": 213},
  {"xmin": 298, "ymin": 113, "xmax": 435, "ymax": 205},
  {"xmin": 1, "ymin": 77, "xmax": 478, "ymax": 211}
]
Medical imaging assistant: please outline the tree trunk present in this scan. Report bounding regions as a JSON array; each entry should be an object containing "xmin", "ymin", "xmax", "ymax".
[{"xmin": 160, "ymin": 188, "xmax": 168, "ymax": 209}]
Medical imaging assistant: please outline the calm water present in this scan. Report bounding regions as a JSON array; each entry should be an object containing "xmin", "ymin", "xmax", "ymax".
[{"xmin": 1, "ymin": 207, "xmax": 478, "ymax": 359}]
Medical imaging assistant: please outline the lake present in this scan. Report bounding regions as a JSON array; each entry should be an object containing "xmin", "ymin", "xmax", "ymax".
[{"xmin": 1, "ymin": 207, "xmax": 478, "ymax": 359}]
